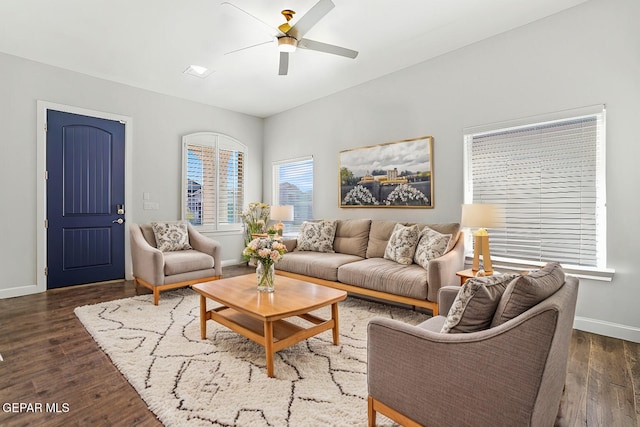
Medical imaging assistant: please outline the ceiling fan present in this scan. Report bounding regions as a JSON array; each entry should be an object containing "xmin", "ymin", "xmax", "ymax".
[{"xmin": 221, "ymin": 0, "xmax": 358, "ymax": 75}]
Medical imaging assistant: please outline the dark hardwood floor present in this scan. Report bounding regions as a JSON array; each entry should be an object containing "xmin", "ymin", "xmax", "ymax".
[{"xmin": 0, "ymin": 264, "xmax": 638, "ymax": 426}]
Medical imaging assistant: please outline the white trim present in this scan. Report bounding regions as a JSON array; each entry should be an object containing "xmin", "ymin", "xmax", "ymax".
[
  {"xmin": 35, "ymin": 101, "xmax": 134, "ymax": 297},
  {"xmin": 574, "ymin": 317, "xmax": 640, "ymax": 344}
]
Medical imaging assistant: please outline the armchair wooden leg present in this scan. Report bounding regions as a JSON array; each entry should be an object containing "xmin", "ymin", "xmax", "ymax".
[
  {"xmin": 153, "ymin": 288, "xmax": 160, "ymax": 306},
  {"xmin": 368, "ymin": 396, "xmax": 376, "ymax": 427}
]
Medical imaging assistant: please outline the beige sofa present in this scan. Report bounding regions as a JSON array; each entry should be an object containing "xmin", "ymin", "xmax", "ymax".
[{"xmin": 275, "ymin": 219, "xmax": 464, "ymax": 315}]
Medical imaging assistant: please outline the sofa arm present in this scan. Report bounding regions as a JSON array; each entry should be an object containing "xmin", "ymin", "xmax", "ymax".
[
  {"xmin": 437, "ymin": 286, "xmax": 461, "ymax": 315},
  {"xmin": 187, "ymin": 224, "xmax": 222, "ymax": 277},
  {"xmin": 282, "ymin": 238, "xmax": 297, "ymax": 253},
  {"xmin": 425, "ymin": 232, "xmax": 465, "ymax": 302},
  {"xmin": 130, "ymin": 224, "xmax": 165, "ymax": 285},
  {"xmin": 367, "ymin": 311, "xmax": 558, "ymax": 426}
]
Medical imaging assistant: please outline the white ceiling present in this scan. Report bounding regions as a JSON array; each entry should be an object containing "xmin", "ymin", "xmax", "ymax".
[{"xmin": 0, "ymin": 0, "xmax": 587, "ymax": 118}]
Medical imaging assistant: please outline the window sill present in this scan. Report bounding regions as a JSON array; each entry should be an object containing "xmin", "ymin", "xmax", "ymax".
[
  {"xmin": 465, "ymin": 256, "xmax": 615, "ymax": 282},
  {"xmin": 193, "ymin": 226, "xmax": 243, "ymax": 236}
]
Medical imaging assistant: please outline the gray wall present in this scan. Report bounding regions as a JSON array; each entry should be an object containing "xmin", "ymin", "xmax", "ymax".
[
  {"xmin": 263, "ymin": 0, "xmax": 640, "ymax": 342},
  {"xmin": 0, "ymin": 52, "xmax": 263, "ymax": 298}
]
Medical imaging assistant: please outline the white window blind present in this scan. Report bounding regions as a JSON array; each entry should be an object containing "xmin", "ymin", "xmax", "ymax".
[
  {"xmin": 182, "ymin": 133, "xmax": 246, "ymax": 229},
  {"xmin": 464, "ymin": 106, "xmax": 606, "ymax": 268},
  {"xmin": 273, "ymin": 156, "xmax": 313, "ymax": 232}
]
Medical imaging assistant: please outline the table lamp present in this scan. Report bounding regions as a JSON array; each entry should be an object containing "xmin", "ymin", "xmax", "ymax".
[
  {"xmin": 270, "ymin": 205, "xmax": 294, "ymax": 236},
  {"xmin": 461, "ymin": 204, "xmax": 500, "ymax": 275}
]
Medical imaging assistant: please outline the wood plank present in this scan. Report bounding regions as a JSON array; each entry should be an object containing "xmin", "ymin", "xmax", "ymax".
[
  {"xmin": 556, "ymin": 329, "xmax": 590, "ymax": 426},
  {"xmin": 586, "ymin": 333, "xmax": 637, "ymax": 426},
  {"xmin": 624, "ymin": 340, "xmax": 640, "ymax": 425}
]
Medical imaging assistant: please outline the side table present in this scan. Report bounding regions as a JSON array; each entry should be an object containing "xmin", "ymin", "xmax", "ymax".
[{"xmin": 455, "ymin": 268, "xmax": 496, "ymax": 285}]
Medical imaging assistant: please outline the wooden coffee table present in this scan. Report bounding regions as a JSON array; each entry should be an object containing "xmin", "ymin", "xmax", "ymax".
[{"xmin": 192, "ymin": 274, "xmax": 347, "ymax": 378}]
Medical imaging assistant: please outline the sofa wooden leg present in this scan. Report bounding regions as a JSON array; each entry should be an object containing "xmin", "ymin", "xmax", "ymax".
[{"xmin": 153, "ymin": 289, "xmax": 160, "ymax": 306}]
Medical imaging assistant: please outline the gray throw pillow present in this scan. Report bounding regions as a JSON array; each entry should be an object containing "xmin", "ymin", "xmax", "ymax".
[
  {"xmin": 296, "ymin": 220, "xmax": 337, "ymax": 253},
  {"xmin": 383, "ymin": 223, "xmax": 420, "ymax": 265},
  {"xmin": 440, "ymin": 273, "xmax": 520, "ymax": 333},
  {"xmin": 491, "ymin": 262, "xmax": 566, "ymax": 327},
  {"xmin": 151, "ymin": 221, "xmax": 192, "ymax": 252},
  {"xmin": 413, "ymin": 226, "xmax": 452, "ymax": 270}
]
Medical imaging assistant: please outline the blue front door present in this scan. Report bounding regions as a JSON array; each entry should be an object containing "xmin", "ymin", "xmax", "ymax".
[{"xmin": 46, "ymin": 110, "xmax": 125, "ymax": 288}]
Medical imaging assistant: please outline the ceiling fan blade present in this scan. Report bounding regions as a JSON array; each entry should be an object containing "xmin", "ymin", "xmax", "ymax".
[
  {"xmin": 287, "ymin": 0, "xmax": 335, "ymax": 40},
  {"xmin": 224, "ymin": 39, "xmax": 273, "ymax": 56},
  {"xmin": 220, "ymin": 2, "xmax": 284, "ymax": 36},
  {"xmin": 298, "ymin": 38, "xmax": 358, "ymax": 59},
  {"xmin": 278, "ymin": 52, "xmax": 289, "ymax": 75}
]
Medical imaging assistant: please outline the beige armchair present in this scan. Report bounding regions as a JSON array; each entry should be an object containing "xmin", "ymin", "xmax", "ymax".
[
  {"xmin": 130, "ymin": 222, "xmax": 222, "ymax": 305},
  {"xmin": 367, "ymin": 273, "xmax": 579, "ymax": 427}
]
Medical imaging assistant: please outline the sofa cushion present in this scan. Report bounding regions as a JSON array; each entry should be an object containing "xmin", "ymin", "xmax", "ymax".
[
  {"xmin": 296, "ymin": 220, "xmax": 338, "ymax": 253},
  {"xmin": 366, "ymin": 220, "xmax": 400, "ymax": 258},
  {"xmin": 333, "ymin": 219, "xmax": 372, "ymax": 258},
  {"xmin": 413, "ymin": 226, "xmax": 452, "ymax": 269},
  {"xmin": 163, "ymin": 250, "xmax": 214, "ymax": 275},
  {"xmin": 151, "ymin": 221, "xmax": 192, "ymax": 252},
  {"xmin": 491, "ymin": 262, "xmax": 565, "ymax": 327},
  {"xmin": 139, "ymin": 223, "xmax": 158, "ymax": 247},
  {"xmin": 440, "ymin": 273, "xmax": 520, "ymax": 333},
  {"xmin": 337, "ymin": 258, "xmax": 428, "ymax": 300},
  {"xmin": 384, "ymin": 224, "xmax": 421, "ymax": 265},
  {"xmin": 275, "ymin": 251, "xmax": 363, "ymax": 281}
]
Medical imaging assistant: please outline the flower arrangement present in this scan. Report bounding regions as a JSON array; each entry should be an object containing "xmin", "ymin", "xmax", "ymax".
[
  {"xmin": 243, "ymin": 237, "xmax": 287, "ymax": 291},
  {"xmin": 241, "ymin": 202, "xmax": 270, "ymax": 245},
  {"xmin": 266, "ymin": 225, "xmax": 278, "ymax": 236},
  {"xmin": 242, "ymin": 237, "xmax": 287, "ymax": 265},
  {"xmin": 385, "ymin": 183, "xmax": 429, "ymax": 205}
]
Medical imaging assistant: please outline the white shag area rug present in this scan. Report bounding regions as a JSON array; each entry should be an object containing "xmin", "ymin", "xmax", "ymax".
[{"xmin": 74, "ymin": 288, "xmax": 429, "ymax": 426}]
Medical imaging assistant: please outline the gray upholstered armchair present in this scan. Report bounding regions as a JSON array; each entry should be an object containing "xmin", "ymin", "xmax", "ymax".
[
  {"xmin": 367, "ymin": 270, "xmax": 579, "ymax": 427},
  {"xmin": 130, "ymin": 222, "xmax": 222, "ymax": 305}
]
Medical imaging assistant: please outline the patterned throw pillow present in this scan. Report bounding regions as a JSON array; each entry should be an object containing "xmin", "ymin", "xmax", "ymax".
[
  {"xmin": 296, "ymin": 220, "xmax": 338, "ymax": 253},
  {"xmin": 151, "ymin": 221, "xmax": 192, "ymax": 252},
  {"xmin": 383, "ymin": 224, "xmax": 421, "ymax": 265},
  {"xmin": 440, "ymin": 273, "xmax": 520, "ymax": 333},
  {"xmin": 413, "ymin": 226, "xmax": 452, "ymax": 269}
]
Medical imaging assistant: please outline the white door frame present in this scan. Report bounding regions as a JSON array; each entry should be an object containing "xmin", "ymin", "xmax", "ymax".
[{"xmin": 36, "ymin": 100, "xmax": 134, "ymax": 294}]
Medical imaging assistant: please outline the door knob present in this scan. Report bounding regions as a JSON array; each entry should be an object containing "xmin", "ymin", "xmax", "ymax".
[{"xmin": 112, "ymin": 218, "xmax": 124, "ymax": 224}]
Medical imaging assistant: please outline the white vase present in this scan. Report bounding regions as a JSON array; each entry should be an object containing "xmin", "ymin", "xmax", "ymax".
[{"xmin": 256, "ymin": 261, "xmax": 275, "ymax": 292}]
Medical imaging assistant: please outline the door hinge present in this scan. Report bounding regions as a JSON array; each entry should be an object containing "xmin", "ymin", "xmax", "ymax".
[
  {"xmin": 44, "ymin": 219, "xmax": 48, "ymax": 229},
  {"xmin": 44, "ymin": 123, "xmax": 48, "ymax": 132},
  {"xmin": 45, "ymin": 170, "xmax": 48, "ymax": 180},
  {"xmin": 44, "ymin": 267, "xmax": 48, "ymax": 276}
]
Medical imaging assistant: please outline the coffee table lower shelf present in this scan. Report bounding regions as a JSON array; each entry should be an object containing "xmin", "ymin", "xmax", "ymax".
[{"xmin": 200, "ymin": 298, "xmax": 340, "ymax": 377}]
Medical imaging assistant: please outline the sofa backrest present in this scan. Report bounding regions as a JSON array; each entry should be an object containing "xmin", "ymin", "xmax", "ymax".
[
  {"xmin": 137, "ymin": 223, "xmax": 158, "ymax": 248},
  {"xmin": 365, "ymin": 220, "xmax": 461, "ymax": 259},
  {"xmin": 333, "ymin": 219, "xmax": 372, "ymax": 258}
]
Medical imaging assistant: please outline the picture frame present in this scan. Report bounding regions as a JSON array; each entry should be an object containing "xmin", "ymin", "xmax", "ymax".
[{"xmin": 339, "ymin": 136, "xmax": 434, "ymax": 208}]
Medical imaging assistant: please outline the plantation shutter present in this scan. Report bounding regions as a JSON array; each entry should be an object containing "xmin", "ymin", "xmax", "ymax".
[
  {"xmin": 464, "ymin": 106, "xmax": 606, "ymax": 268},
  {"xmin": 183, "ymin": 133, "xmax": 246, "ymax": 229},
  {"xmin": 273, "ymin": 156, "xmax": 314, "ymax": 232}
]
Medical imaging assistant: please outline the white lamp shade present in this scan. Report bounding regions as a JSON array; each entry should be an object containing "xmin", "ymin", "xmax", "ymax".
[
  {"xmin": 461, "ymin": 204, "xmax": 502, "ymax": 228},
  {"xmin": 270, "ymin": 205, "xmax": 294, "ymax": 221}
]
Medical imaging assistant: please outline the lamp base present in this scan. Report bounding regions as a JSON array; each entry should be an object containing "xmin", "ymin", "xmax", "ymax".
[{"xmin": 472, "ymin": 229, "xmax": 493, "ymax": 275}]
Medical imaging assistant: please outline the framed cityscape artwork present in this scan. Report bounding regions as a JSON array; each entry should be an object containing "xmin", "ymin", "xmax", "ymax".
[{"xmin": 338, "ymin": 136, "xmax": 434, "ymax": 208}]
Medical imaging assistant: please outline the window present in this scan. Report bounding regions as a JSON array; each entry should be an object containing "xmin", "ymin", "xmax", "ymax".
[
  {"xmin": 273, "ymin": 156, "xmax": 313, "ymax": 233},
  {"xmin": 182, "ymin": 132, "xmax": 246, "ymax": 230},
  {"xmin": 464, "ymin": 106, "xmax": 606, "ymax": 269}
]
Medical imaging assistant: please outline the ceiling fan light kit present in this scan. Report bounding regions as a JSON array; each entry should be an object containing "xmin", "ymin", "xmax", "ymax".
[
  {"xmin": 223, "ymin": 0, "xmax": 358, "ymax": 76},
  {"xmin": 277, "ymin": 36, "xmax": 298, "ymax": 53}
]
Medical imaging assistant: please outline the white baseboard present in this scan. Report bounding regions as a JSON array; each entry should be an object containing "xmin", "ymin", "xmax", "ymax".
[
  {"xmin": 574, "ymin": 316, "xmax": 640, "ymax": 343},
  {"xmin": 0, "ymin": 283, "xmax": 43, "ymax": 299}
]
